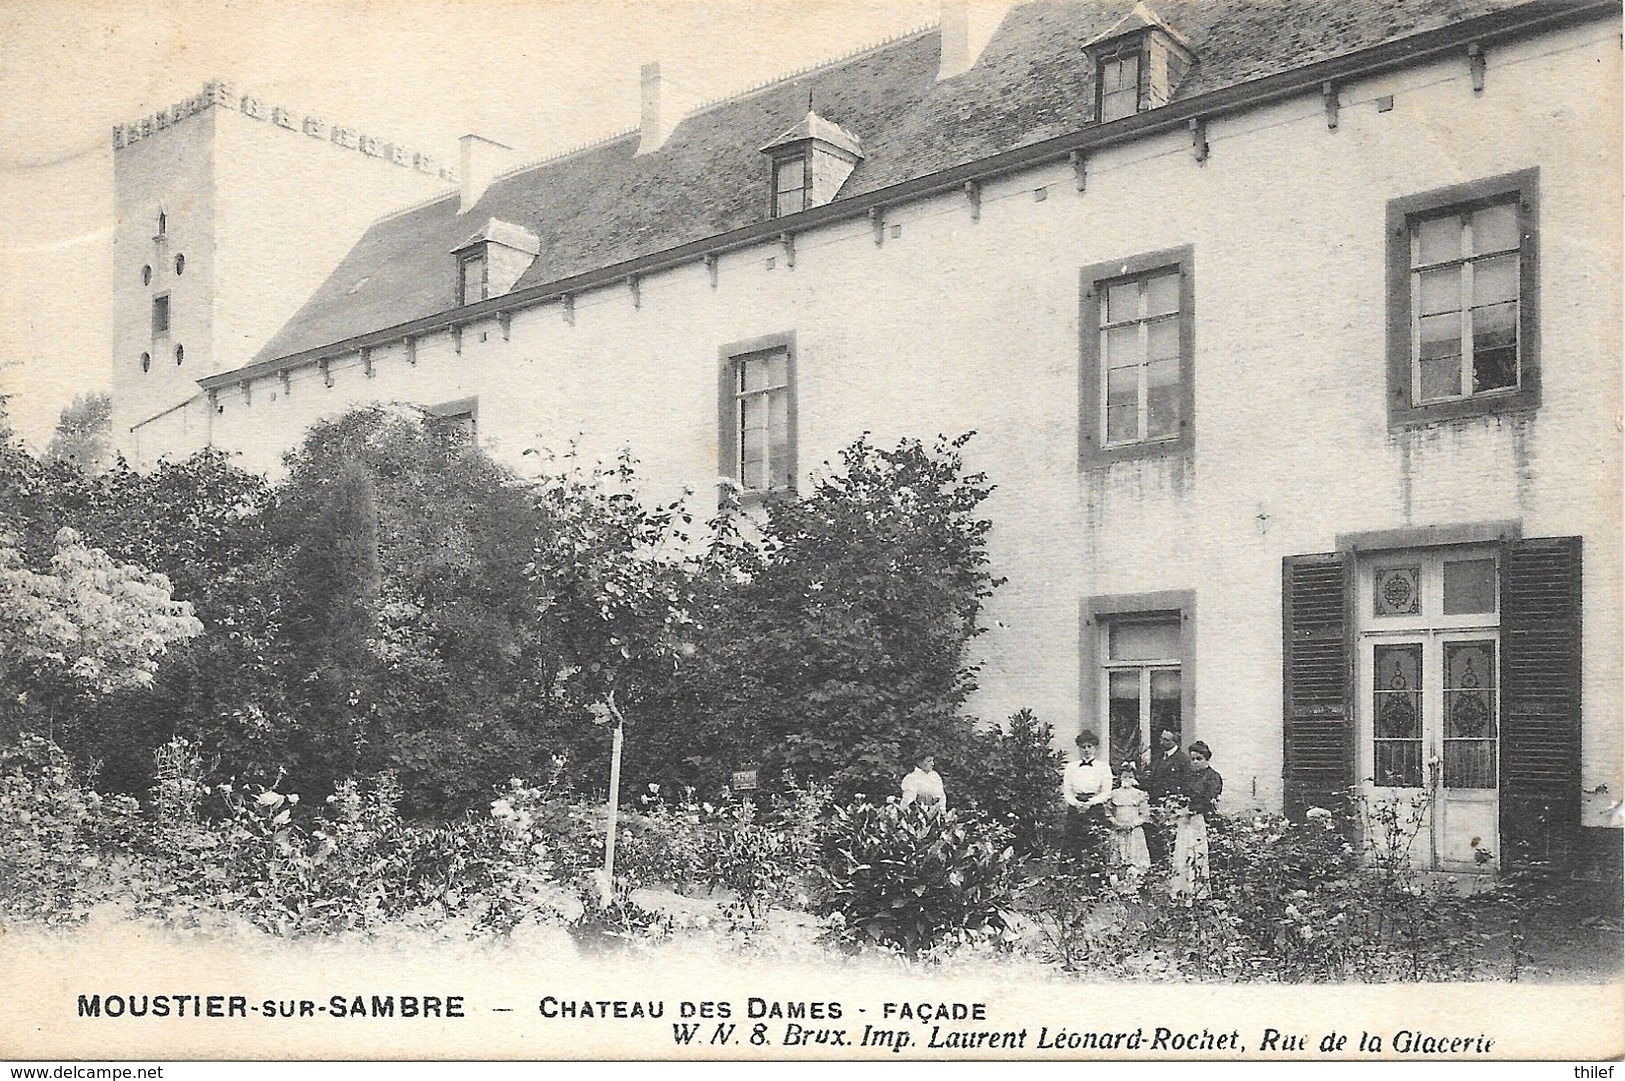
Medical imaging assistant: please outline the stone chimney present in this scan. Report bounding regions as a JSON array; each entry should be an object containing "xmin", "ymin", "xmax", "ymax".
[
  {"xmin": 638, "ymin": 61, "xmax": 680, "ymax": 156},
  {"xmin": 938, "ymin": 1, "xmax": 1012, "ymax": 81},
  {"xmin": 459, "ymin": 134, "xmax": 515, "ymax": 214}
]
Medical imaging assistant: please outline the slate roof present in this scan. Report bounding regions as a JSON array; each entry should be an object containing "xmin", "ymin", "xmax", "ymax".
[
  {"xmin": 761, "ymin": 111, "xmax": 865, "ymax": 157},
  {"xmin": 250, "ymin": 0, "xmax": 1544, "ymax": 368},
  {"xmin": 453, "ymin": 218, "xmax": 540, "ymax": 255}
]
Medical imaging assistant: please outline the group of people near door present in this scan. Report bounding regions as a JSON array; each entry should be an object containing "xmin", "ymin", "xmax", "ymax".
[
  {"xmin": 898, "ymin": 728, "xmax": 1224, "ymax": 901},
  {"xmin": 1063, "ymin": 727, "xmax": 1222, "ymax": 900}
]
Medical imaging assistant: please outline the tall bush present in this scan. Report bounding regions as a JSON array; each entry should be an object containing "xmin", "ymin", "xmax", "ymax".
[
  {"xmin": 956, "ymin": 708, "xmax": 1063, "ymax": 857},
  {"xmin": 629, "ymin": 433, "xmax": 1003, "ymax": 798}
]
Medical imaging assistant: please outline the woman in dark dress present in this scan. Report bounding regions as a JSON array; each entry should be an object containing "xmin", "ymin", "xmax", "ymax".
[{"xmin": 1170, "ymin": 740, "xmax": 1222, "ymax": 901}]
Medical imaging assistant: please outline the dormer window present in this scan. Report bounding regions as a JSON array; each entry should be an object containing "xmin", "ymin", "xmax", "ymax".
[
  {"xmin": 451, "ymin": 218, "xmax": 539, "ymax": 306},
  {"xmin": 773, "ymin": 155, "xmax": 811, "ymax": 218},
  {"xmin": 1089, "ymin": 4, "xmax": 1193, "ymax": 123},
  {"xmin": 458, "ymin": 251, "xmax": 488, "ymax": 306},
  {"xmin": 1098, "ymin": 43, "xmax": 1143, "ymax": 123},
  {"xmin": 761, "ymin": 110, "xmax": 863, "ymax": 220},
  {"xmin": 156, "ymin": 211, "xmax": 167, "ymax": 238}
]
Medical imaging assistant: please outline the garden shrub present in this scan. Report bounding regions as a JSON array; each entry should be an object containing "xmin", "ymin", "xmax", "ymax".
[
  {"xmin": 955, "ymin": 708, "xmax": 1063, "ymax": 858},
  {"xmin": 0, "ymin": 734, "xmax": 566, "ymax": 940},
  {"xmin": 568, "ymin": 876, "xmax": 674, "ymax": 952},
  {"xmin": 624, "ymin": 433, "xmax": 1003, "ymax": 800},
  {"xmin": 821, "ymin": 801, "xmax": 1016, "ymax": 955},
  {"xmin": 0, "ymin": 735, "xmax": 142, "ymax": 924},
  {"xmin": 1012, "ymin": 796, "xmax": 1523, "ymax": 982},
  {"xmin": 703, "ymin": 777, "xmax": 832, "ymax": 922},
  {"xmin": 138, "ymin": 765, "xmax": 557, "ymax": 939}
]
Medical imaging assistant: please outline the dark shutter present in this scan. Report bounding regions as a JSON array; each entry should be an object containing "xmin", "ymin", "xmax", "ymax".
[
  {"xmin": 1282, "ymin": 552, "xmax": 1355, "ymax": 819},
  {"xmin": 1500, "ymin": 536, "xmax": 1582, "ymax": 867}
]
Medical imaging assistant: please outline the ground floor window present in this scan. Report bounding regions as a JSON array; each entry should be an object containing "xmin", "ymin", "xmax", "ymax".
[
  {"xmin": 1103, "ymin": 616, "xmax": 1182, "ymax": 768},
  {"xmin": 1083, "ymin": 592, "xmax": 1193, "ymax": 774}
]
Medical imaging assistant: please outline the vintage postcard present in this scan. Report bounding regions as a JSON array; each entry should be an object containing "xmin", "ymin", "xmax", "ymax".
[{"xmin": 0, "ymin": 0, "xmax": 1620, "ymax": 1066}]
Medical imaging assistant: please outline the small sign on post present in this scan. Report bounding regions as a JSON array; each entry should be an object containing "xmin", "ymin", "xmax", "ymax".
[{"xmin": 730, "ymin": 768, "xmax": 759, "ymax": 792}]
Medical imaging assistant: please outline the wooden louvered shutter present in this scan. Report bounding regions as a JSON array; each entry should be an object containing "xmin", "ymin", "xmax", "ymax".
[
  {"xmin": 1282, "ymin": 552, "xmax": 1355, "ymax": 819},
  {"xmin": 1500, "ymin": 536, "xmax": 1582, "ymax": 867}
]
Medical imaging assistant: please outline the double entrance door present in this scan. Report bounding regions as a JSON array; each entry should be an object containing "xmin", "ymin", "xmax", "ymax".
[{"xmin": 1356, "ymin": 548, "xmax": 1500, "ymax": 873}]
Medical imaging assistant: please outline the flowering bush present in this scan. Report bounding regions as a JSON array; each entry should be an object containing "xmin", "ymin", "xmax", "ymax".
[
  {"xmin": 0, "ymin": 735, "xmax": 142, "ymax": 924},
  {"xmin": 704, "ymin": 783, "xmax": 828, "ymax": 923},
  {"xmin": 0, "ymin": 735, "xmax": 567, "ymax": 939},
  {"xmin": 568, "ymin": 876, "xmax": 674, "ymax": 952},
  {"xmin": 1010, "ymin": 793, "xmax": 1532, "ymax": 982},
  {"xmin": 0, "ymin": 729, "xmax": 1588, "ymax": 982},
  {"xmin": 821, "ymin": 801, "xmax": 1016, "ymax": 955}
]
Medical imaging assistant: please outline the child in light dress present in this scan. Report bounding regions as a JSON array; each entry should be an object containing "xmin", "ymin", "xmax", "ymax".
[{"xmin": 1104, "ymin": 762, "xmax": 1152, "ymax": 878}]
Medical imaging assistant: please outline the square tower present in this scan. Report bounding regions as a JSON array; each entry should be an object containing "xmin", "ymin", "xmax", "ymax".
[{"xmin": 111, "ymin": 82, "xmax": 453, "ymax": 462}]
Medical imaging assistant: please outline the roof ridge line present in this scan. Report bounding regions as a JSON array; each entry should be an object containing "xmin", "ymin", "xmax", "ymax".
[
  {"xmin": 372, "ymin": 184, "xmax": 459, "ymax": 223},
  {"xmin": 492, "ymin": 127, "xmax": 640, "ymax": 182},
  {"xmin": 682, "ymin": 21, "xmax": 939, "ymax": 115}
]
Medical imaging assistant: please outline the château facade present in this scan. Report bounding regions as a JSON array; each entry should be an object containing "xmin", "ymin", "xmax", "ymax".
[{"xmin": 110, "ymin": 0, "xmax": 1624, "ymax": 872}]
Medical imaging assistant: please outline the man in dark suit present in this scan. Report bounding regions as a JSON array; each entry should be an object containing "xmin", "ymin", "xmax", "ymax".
[{"xmin": 1143, "ymin": 727, "xmax": 1190, "ymax": 863}]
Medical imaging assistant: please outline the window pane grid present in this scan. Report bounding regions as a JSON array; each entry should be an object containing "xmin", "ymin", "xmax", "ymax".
[
  {"xmin": 1099, "ymin": 271, "xmax": 1179, "ymax": 446},
  {"xmin": 774, "ymin": 157, "xmax": 808, "ymax": 217},
  {"xmin": 459, "ymin": 254, "xmax": 487, "ymax": 305},
  {"xmin": 1103, "ymin": 615, "xmax": 1180, "ymax": 770},
  {"xmin": 735, "ymin": 350, "xmax": 791, "ymax": 491},
  {"xmin": 1099, "ymin": 52, "xmax": 1141, "ymax": 123},
  {"xmin": 1410, "ymin": 202, "xmax": 1520, "ymax": 403}
]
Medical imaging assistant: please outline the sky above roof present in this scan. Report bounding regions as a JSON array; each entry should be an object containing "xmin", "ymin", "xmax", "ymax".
[{"xmin": 0, "ymin": 0, "xmax": 939, "ymax": 446}]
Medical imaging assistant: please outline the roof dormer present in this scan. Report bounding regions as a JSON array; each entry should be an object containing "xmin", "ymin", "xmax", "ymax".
[
  {"xmin": 760, "ymin": 110, "xmax": 864, "ymax": 219},
  {"xmin": 451, "ymin": 218, "xmax": 539, "ymax": 305},
  {"xmin": 1088, "ymin": 3, "xmax": 1194, "ymax": 123}
]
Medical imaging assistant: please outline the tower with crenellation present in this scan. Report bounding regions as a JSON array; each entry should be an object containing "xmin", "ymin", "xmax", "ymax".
[{"xmin": 110, "ymin": 81, "xmax": 454, "ymax": 461}]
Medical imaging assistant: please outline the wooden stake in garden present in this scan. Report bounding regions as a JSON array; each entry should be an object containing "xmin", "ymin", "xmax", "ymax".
[{"xmin": 600, "ymin": 690, "xmax": 626, "ymax": 904}]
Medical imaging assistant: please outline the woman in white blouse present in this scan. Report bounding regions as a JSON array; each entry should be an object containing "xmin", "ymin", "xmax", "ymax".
[
  {"xmin": 899, "ymin": 753, "xmax": 946, "ymax": 812},
  {"xmin": 1063, "ymin": 729, "xmax": 1113, "ymax": 863}
]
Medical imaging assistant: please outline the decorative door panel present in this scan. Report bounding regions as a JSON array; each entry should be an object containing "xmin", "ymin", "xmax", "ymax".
[{"xmin": 1357, "ymin": 547, "xmax": 1500, "ymax": 873}]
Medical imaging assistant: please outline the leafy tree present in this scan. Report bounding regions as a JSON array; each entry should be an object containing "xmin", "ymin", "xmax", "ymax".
[
  {"xmin": 519, "ymin": 450, "xmax": 716, "ymax": 883},
  {"xmin": 0, "ymin": 422, "xmax": 278, "ymax": 792},
  {"xmin": 628, "ymin": 432, "xmax": 1004, "ymax": 800},
  {"xmin": 258, "ymin": 406, "xmax": 567, "ymax": 814},
  {"xmin": 0, "ymin": 527, "xmax": 202, "ymax": 742},
  {"xmin": 45, "ymin": 392, "xmax": 113, "ymax": 474}
]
